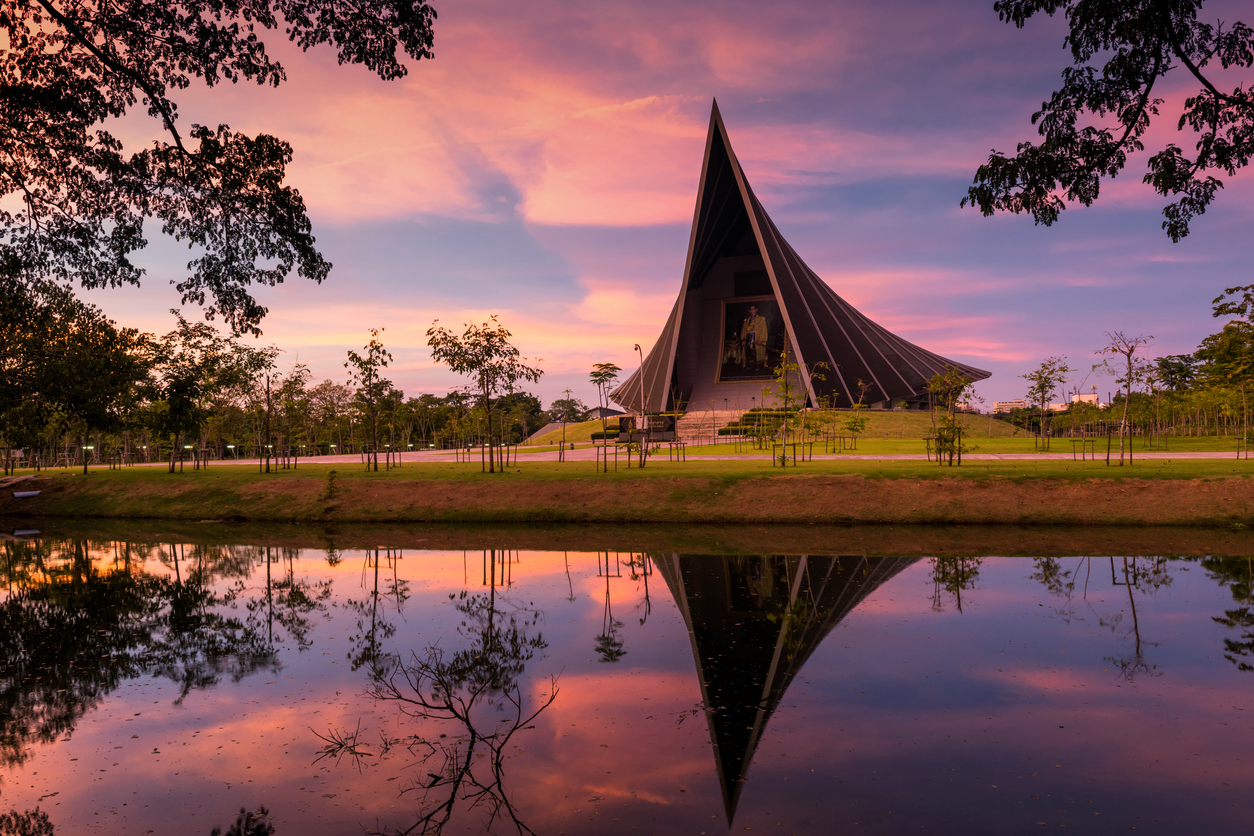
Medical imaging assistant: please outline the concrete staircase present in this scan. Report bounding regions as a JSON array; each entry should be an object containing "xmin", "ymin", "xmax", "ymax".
[{"xmin": 674, "ymin": 409, "xmax": 744, "ymax": 442}]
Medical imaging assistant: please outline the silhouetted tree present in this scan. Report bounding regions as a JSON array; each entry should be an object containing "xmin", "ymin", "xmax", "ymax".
[
  {"xmin": 346, "ymin": 329, "xmax": 393, "ymax": 471},
  {"xmin": 427, "ymin": 317, "xmax": 542, "ymax": 473},
  {"xmin": 1, "ymin": 0, "xmax": 436, "ymax": 335},
  {"xmin": 964, "ymin": 0, "xmax": 1254, "ymax": 241}
]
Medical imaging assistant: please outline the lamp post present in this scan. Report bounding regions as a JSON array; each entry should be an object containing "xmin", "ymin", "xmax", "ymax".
[{"xmin": 634, "ymin": 343, "xmax": 646, "ymax": 465}]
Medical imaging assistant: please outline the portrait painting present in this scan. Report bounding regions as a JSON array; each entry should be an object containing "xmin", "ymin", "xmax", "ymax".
[{"xmin": 717, "ymin": 296, "xmax": 783, "ymax": 382}]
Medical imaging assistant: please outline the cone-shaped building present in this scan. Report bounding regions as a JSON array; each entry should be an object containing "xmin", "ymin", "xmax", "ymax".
[
  {"xmin": 652, "ymin": 553, "xmax": 917, "ymax": 824},
  {"xmin": 611, "ymin": 102, "xmax": 990, "ymax": 414}
]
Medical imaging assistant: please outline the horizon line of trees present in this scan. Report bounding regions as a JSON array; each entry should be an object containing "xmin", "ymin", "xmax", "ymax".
[
  {"xmin": 0, "ymin": 287, "xmax": 607, "ymax": 474},
  {"xmin": 1007, "ymin": 285, "xmax": 1254, "ymax": 463}
]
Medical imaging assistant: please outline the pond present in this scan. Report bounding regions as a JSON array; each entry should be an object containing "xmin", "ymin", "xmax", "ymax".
[{"xmin": 2, "ymin": 524, "xmax": 1253, "ymax": 835}]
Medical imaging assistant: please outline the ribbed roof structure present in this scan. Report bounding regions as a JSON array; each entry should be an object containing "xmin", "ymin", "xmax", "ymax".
[{"xmin": 610, "ymin": 101, "xmax": 990, "ymax": 413}]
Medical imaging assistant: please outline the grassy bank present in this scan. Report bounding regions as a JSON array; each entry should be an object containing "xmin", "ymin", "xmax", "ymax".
[{"xmin": 2, "ymin": 458, "xmax": 1253, "ymax": 525}]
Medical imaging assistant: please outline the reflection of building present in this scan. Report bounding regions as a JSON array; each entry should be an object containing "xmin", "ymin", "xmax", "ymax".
[
  {"xmin": 651, "ymin": 554, "xmax": 916, "ymax": 824},
  {"xmin": 610, "ymin": 101, "xmax": 989, "ymax": 414}
]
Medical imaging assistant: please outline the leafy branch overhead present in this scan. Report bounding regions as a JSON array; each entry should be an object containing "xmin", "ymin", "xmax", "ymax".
[
  {"xmin": 964, "ymin": 0, "xmax": 1254, "ymax": 241},
  {"xmin": 0, "ymin": 0, "xmax": 437, "ymax": 335}
]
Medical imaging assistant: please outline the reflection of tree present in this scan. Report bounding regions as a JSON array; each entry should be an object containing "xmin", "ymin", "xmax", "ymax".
[
  {"xmin": 625, "ymin": 552, "xmax": 653, "ymax": 626},
  {"xmin": 209, "ymin": 806, "xmax": 275, "ymax": 836},
  {"xmin": 1201, "ymin": 555, "xmax": 1254, "ymax": 671},
  {"xmin": 0, "ymin": 807, "xmax": 55, "ymax": 835},
  {"xmin": 0, "ymin": 549, "xmax": 160, "ymax": 766},
  {"xmin": 595, "ymin": 553, "xmax": 625, "ymax": 663},
  {"xmin": 1105, "ymin": 557, "xmax": 1162, "ymax": 681},
  {"xmin": 319, "ymin": 549, "xmax": 552, "ymax": 835},
  {"xmin": 1028, "ymin": 555, "xmax": 1168, "ymax": 681},
  {"xmin": 247, "ymin": 547, "xmax": 331, "ymax": 653},
  {"xmin": 443, "ymin": 553, "xmax": 544, "ymax": 693},
  {"xmin": 346, "ymin": 548, "xmax": 405, "ymax": 680},
  {"xmin": 0, "ymin": 538, "xmax": 283, "ymax": 765},
  {"xmin": 929, "ymin": 556, "xmax": 982, "ymax": 612}
]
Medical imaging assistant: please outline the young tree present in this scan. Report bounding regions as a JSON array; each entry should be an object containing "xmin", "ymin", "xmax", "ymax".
[
  {"xmin": 964, "ymin": 0, "xmax": 1254, "ymax": 241},
  {"xmin": 426, "ymin": 317, "xmax": 542, "ymax": 473},
  {"xmin": 926, "ymin": 366, "xmax": 980, "ymax": 466},
  {"xmin": 764, "ymin": 340, "xmax": 804, "ymax": 462},
  {"xmin": 589, "ymin": 362, "xmax": 622, "ymax": 442},
  {"xmin": 1021, "ymin": 356, "xmax": 1071, "ymax": 451},
  {"xmin": 345, "ymin": 329, "xmax": 392, "ymax": 472},
  {"xmin": 1096, "ymin": 332, "xmax": 1154, "ymax": 465},
  {"xmin": 1, "ymin": 0, "xmax": 436, "ymax": 335},
  {"xmin": 842, "ymin": 378, "xmax": 873, "ymax": 450}
]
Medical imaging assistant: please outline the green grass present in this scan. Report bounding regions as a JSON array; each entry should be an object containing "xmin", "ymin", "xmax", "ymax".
[
  {"xmin": 524, "ymin": 420, "xmax": 611, "ymax": 446},
  {"xmin": 7, "ymin": 455, "xmax": 1254, "ymax": 525},
  {"xmin": 14, "ymin": 453, "xmax": 1254, "ymax": 487}
]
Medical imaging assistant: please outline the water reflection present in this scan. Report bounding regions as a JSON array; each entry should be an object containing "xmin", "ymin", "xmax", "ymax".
[
  {"xmin": 652, "ymin": 554, "xmax": 915, "ymax": 823},
  {"xmin": 0, "ymin": 539, "xmax": 286, "ymax": 768},
  {"xmin": 3, "ymin": 534, "xmax": 1254, "ymax": 834},
  {"xmin": 321, "ymin": 548, "xmax": 552, "ymax": 835}
]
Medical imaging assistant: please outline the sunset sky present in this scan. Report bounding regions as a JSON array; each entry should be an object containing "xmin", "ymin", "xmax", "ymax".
[{"xmin": 91, "ymin": 0, "xmax": 1254, "ymax": 407}]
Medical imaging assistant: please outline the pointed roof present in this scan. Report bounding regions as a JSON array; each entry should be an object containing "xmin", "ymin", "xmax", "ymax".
[
  {"xmin": 611, "ymin": 101, "xmax": 990, "ymax": 413},
  {"xmin": 652, "ymin": 553, "xmax": 917, "ymax": 824}
]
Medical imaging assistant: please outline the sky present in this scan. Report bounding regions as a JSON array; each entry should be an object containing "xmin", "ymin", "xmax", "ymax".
[{"xmin": 88, "ymin": 0, "xmax": 1254, "ymax": 409}]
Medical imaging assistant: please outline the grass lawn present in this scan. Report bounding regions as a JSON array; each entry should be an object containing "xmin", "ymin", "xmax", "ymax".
[
  {"xmin": 7, "ymin": 454, "xmax": 1254, "ymax": 524},
  {"xmin": 11, "ymin": 452, "xmax": 1254, "ymax": 485}
]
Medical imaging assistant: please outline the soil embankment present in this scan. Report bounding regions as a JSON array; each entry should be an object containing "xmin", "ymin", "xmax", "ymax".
[{"xmin": 2, "ymin": 470, "xmax": 1252, "ymax": 527}]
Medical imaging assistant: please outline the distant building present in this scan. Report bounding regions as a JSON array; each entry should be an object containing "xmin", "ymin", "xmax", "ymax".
[
  {"xmin": 993, "ymin": 399, "xmax": 1028, "ymax": 414},
  {"xmin": 609, "ymin": 101, "xmax": 990, "ymax": 414},
  {"xmin": 584, "ymin": 406, "xmax": 624, "ymax": 420},
  {"xmin": 1071, "ymin": 388, "xmax": 1104, "ymax": 407}
]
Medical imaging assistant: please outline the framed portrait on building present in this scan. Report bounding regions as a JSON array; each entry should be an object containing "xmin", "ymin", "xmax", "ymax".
[{"xmin": 717, "ymin": 296, "xmax": 783, "ymax": 382}]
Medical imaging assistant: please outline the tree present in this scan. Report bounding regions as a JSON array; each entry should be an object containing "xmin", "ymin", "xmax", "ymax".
[
  {"xmin": 345, "ymin": 329, "xmax": 392, "ymax": 472},
  {"xmin": 1196, "ymin": 321, "xmax": 1254, "ymax": 454},
  {"xmin": 154, "ymin": 312, "xmax": 276, "ymax": 473},
  {"xmin": 1021, "ymin": 356, "xmax": 1071, "ymax": 451},
  {"xmin": 589, "ymin": 362, "xmax": 621, "ymax": 442},
  {"xmin": 0, "ymin": 278, "xmax": 152, "ymax": 472},
  {"xmin": 547, "ymin": 395, "xmax": 585, "ymax": 424},
  {"xmin": 764, "ymin": 340, "xmax": 805, "ymax": 463},
  {"xmin": 1, "ymin": 0, "xmax": 436, "ymax": 335},
  {"xmin": 494, "ymin": 392, "xmax": 544, "ymax": 443},
  {"xmin": 1096, "ymin": 331, "xmax": 1153, "ymax": 465},
  {"xmin": 426, "ymin": 316, "xmax": 541, "ymax": 474},
  {"xmin": 925, "ymin": 366, "xmax": 980, "ymax": 466},
  {"xmin": 963, "ymin": 1, "xmax": 1254, "ymax": 241},
  {"xmin": 309, "ymin": 380, "xmax": 354, "ymax": 452},
  {"xmin": 1155, "ymin": 354, "xmax": 1199, "ymax": 391}
]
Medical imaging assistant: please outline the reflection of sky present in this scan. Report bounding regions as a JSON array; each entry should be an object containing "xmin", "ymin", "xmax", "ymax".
[
  {"xmin": 79, "ymin": 0, "xmax": 1254, "ymax": 406},
  {"xmin": 4, "ymin": 549, "xmax": 1254, "ymax": 833}
]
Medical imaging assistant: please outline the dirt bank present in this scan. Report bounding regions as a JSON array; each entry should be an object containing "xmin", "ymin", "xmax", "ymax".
[{"xmin": 2, "ymin": 470, "xmax": 1252, "ymax": 527}]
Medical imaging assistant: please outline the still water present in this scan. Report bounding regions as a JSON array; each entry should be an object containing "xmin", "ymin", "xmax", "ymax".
[{"xmin": 2, "ymin": 529, "xmax": 1253, "ymax": 834}]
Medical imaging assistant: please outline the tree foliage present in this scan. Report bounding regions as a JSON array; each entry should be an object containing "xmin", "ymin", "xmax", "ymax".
[
  {"xmin": 345, "ymin": 328, "xmax": 392, "ymax": 471},
  {"xmin": 1021, "ymin": 355, "xmax": 1071, "ymax": 449},
  {"xmin": 0, "ymin": 278, "xmax": 151, "ymax": 465},
  {"xmin": 1, "ymin": 0, "xmax": 436, "ymax": 334},
  {"xmin": 426, "ymin": 316, "xmax": 541, "ymax": 473},
  {"xmin": 964, "ymin": 0, "xmax": 1254, "ymax": 240}
]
